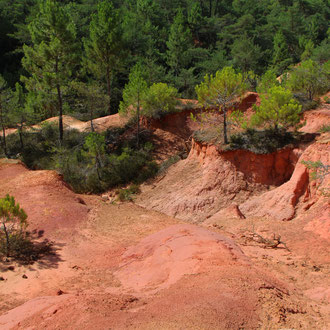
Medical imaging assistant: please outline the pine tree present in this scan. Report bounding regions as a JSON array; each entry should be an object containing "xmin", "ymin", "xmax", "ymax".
[
  {"xmin": 287, "ymin": 59, "xmax": 330, "ymax": 101},
  {"xmin": 21, "ymin": 0, "xmax": 79, "ymax": 142},
  {"xmin": 166, "ymin": 9, "xmax": 193, "ymax": 76},
  {"xmin": 253, "ymin": 86, "xmax": 301, "ymax": 131},
  {"xmin": 119, "ymin": 63, "xmax": 148, "ymax": 148},
  {"xmin": 9, "ymin": 83, "xmax": 33, "ymax": 149},
  {"xmin": 0, "ymin": 75, "xmax": 10, "ymax": 156},
  {"xmin": 272, "ymin": 31, "xmax": 292, "ymax": 74},
  {"xmin": 84, "ymin": 1, "xmax": 123, "ymax": 115},
  {"xmin": 0, "ymin": 194, "xmax": 27, "ymax": 258},
  {"xmin": 231, "ymin": 35, "xmax": 262, "ymax": 73},
  {"xmin": 195, "ymin": 67, "xmax": 247, "ymax": 144}
]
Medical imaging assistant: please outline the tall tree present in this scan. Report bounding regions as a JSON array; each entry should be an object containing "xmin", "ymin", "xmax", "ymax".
[
  {"xmin": 166, "ymin": 9, "xmax": 193, "ymax": 76},
  {"xmin": 272, "ymin": 30, "xmax": 292, "ymax": 74},
  {"xmin": 119, "ymin": 63, "xmax": 148, "ymax": 148},
  {"xmin": 9, "ymin": 83, "xmax": 33, "ymax": 148},
  {"xmin": 231, "ymin": 35, "xmax": 262, "ymax": 73},
  {"xmin": 253, "ymin": 86, "xmax": 301, "ymax": 131},
  {"xmin": 0, "ymin": 75, "xmax": 10, "ymax": 156},
  {"xmin": 287, "ymin": 59, "xmax": 330, "ymax": 101},
  {"xmin": 84, "ymin": 0, "xmax": 123, "ymax": 115},
  {"xmin": 21, "ymin": 0, "xmax": 79, "ymax": 142},
  {"xmin": 196, "ymin": 67, "xmax": 247, "ymax": 144}
]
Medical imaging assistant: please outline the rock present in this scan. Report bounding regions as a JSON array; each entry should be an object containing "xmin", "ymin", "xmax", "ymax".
[
  {"xmin": 137, "ymin": 140, "xmax": 299, "ymax": 222},
  {"xmin": 22, "ymin": 274, "xmax": 28, "ymax": 279},
  {"xmin": 240, "ymin": 139, "xmax": 330, "ymax": 221},
  {"xmin": 101, "ymin": 194, "xmax": 108, "ymax": 202},
  {"xmin": 7, "ymin": 266, "xmax": 14, "ymax": 271},
  {"xmin": 0, "ymin": 277, "xmax": 5, "ymax": 281}
]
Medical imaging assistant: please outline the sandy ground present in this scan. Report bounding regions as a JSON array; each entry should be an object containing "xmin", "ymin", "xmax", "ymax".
[{"xmin": 0, "ymin": 96, "xmax": 329, "ymax": 329}]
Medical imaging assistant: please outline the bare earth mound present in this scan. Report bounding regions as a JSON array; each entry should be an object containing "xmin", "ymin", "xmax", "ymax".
[
  {"xmin": 1, "ymin": 224, "xmax": 319, "ymax": 329},
  {"xmin": 0, "ymin": 160, "xmax": 89, "ymax": 238}
]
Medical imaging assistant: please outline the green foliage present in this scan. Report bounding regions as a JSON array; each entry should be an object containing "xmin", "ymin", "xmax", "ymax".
[
  {"xmin": 301, "ymin": 160, "xmax": 329, "ymax": 197},
  {"xmin": 319, "ymin": 125, "xmax": 330, "ymax": 133},
  {"xmin": 231, "ymin": 35, "xmax": 262, "ymax": 73},
  {"xmin": 272, "ymin": 31, "xmax": 292, "ymax": 74},
  {"xmin": 256, "ymin": 70, "xmax": 279, "ymax": 94},
  {"xmin": 0, "ymin": 194, "xmax": 27, "ymax": 257},
  {"xmin": 253, "ymin": 86, "xmax": 302, "ymax": 130},
  {"xmin": 84, "ymin": 0, "xmax": 122, "ymax": 114},
  {"xmin": 195, "ymin": 66, "xmax": 247, "ymax": 144},
  {"xmin": 142, "ymin": 83, "xmax": 180, "ymax": 119},
  {"xmin": 229, "ymin": 128, "xmax": 296, "ymax": 154},
  {"xmin": 117, "ymin": 184, "xmax": 141, "ymax": 202},
  {"xmin": 286, "ymin": 59, "xmax": 330, "ymax": 101},
  {"xmin": 21, "ymin": 0, "xmax": 79, "ymax": 141},
  {"xmin": 166, "ymin": 9, "xmax": 193, "ymax": 76}
]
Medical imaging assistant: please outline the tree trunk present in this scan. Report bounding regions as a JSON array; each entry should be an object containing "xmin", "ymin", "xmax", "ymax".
[
  {"xmin": 106, "ymin": 66, "xmax": 112, "ymax": 115},
  {"xmin": 57, "ymin": 84, "xmax": 64, "ymax": 142},
  {"xmin": 19, "ymin": 120, "xmax": 24, "ymax": 149},
  {"xmin": 223, "ymin": 106, "xmax": 228, "ymax": 144},
  {"xmin": 0, "ymin": 103, "xmax": 7, "ymax": 156},
  {"xmin": 1, "ymin": 125, "xmax": 7, "ymax": 156},
  {"xmin": 90, "ymin": 103, "xmax": 94, "ymax": 132},
  {"xmin": 55, "ymin": 58, "xmax": 63, "ymax": 142},
  {"xmin": 3, "ymin": 221, "xmax": 10, "ymax": 257},
  {"xmin": 137, "ymin": 92, "xmax": 140, "ymax": 148}
]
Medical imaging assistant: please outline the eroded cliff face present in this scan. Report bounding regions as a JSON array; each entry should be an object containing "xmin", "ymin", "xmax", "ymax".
[
  {"xmin": 137, "ymin": 139, "xmax": 302, "ymax": 222},
  {"xmin": 190, "ymin": 139, "xmax": 300, "ymax": 186},
  {"xmin": 239, "ymin": 134, "xmax": 330, "ymax": 221}
]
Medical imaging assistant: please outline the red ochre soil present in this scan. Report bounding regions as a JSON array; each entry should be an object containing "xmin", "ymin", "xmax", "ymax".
[{"xmin": 0, "ymin": 95, "xmax": 329, "ymax": 329}]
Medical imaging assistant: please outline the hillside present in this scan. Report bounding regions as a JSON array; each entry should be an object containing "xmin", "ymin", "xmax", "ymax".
[{"xmin": 0, "ymin": 96, "xmax": 329, "ymax": 329}]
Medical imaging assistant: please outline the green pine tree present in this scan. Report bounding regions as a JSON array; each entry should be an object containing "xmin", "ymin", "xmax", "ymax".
[
  {"xmin": 253, "ymin": 86, "xmax": 302, "ymax": 131},
  {"xmin": 195, "ymin": 67, "xmax": 247, "ymax": 144},
  {"xmin": 119, "ymin": 63, "xmax": 148, "ymax": 148},
  {"xmin": 272, "ymin": 30, "xmax": 292, "ymax": 74},
  {"xmin": 84, "ymin": 0, "xmax": 123, "ymax": 115},
  {"xmin": 21, "ymin": 0, "xmax": 79, "ymax": 142},
  {"xmin": 0, "ymin": 75, "xmax": 11, "ymax": 156},
  {"xmin": 166, "ymin": 9, "xmax": 193, "ymax": 76}
]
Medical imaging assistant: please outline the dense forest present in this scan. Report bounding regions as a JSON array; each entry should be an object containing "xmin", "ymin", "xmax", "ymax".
[
  {"xmin": 0, "ymin": 0, "xmax": 329, "ymax": 194},
  {"xmin": 1, "ymin": 0, "xmax": 329, "ymax": 101}
]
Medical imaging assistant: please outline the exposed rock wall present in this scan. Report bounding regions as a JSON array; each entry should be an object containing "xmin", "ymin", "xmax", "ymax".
[
  {"xmin": 240, "ymin": 135, "xmax": 330, "ymax": 221},
  {"xmin": 137, "ymin": 140, "xmax": 300, "ymax": 222}
]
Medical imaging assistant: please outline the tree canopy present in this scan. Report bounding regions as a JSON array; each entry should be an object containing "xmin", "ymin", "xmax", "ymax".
[{"xmin": 196, "ymin": 67, "xmax": 247, "ymax": 144}]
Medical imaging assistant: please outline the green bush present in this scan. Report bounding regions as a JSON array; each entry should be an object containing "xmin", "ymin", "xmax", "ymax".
[
  {"xmin": 1, "ymin": 123, "xmax": 158, "ymax": 194},
  {"xmin": 192, "ymin": 128, "xmax": 223, "ymax": 144},
  {"xmin": 117, "ymin": 184, "xmax": 141, "ymax": 202},
  {"xmin": 142, "ymin": 83, "xmax": 180, "ymax": 119},
  {"xmin": 319, "ymin": 124, "xmax": 330, "ymax": 133},
  {"xmin": 228, "ymin": 128, "xmax": 297, "ymax": 154}
]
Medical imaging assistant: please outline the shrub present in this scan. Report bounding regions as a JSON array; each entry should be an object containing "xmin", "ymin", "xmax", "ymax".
[
  {"xmin": 0, "ymin": 195, "xmax": 28, "ymax": 258},
  {"xmin": 228, "ymin": 128, "xmax": 297, "ymax": 154},
  {"xmin": 319, "ymin": 124, "xmax": 330, "ymax": 133},
  {"xmin": 117, "ymin": 184, "xmax": 141, "ymax": 202},
  {"xmin": 142, "ymin": 83, "xmax": 180, "ymax": 119}
]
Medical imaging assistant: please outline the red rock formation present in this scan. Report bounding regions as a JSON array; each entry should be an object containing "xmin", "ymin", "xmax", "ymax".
[
  {"xmin": 240, "ymin": 135, "xmax": 330, "ymax": 221},
  {"xmin": 137, "ymin": 139, "xmax": 300, "ymax": 222}
]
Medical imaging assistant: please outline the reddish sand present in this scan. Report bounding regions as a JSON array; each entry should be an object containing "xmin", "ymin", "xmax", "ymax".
[{"xmin": 0, "ymin": 98, "xmax": 329, "ymax": 329}]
